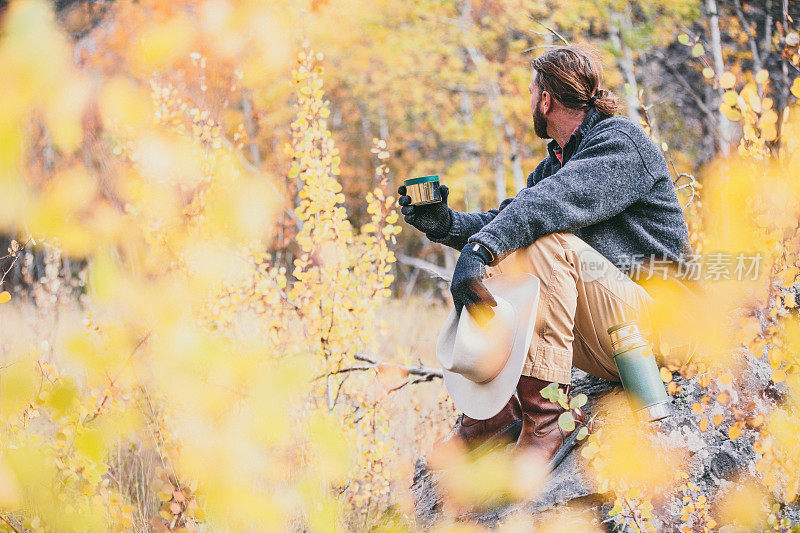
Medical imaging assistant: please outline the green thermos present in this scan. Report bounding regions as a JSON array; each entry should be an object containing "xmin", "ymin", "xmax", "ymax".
[{"xmin": 607, "ymin": 321, "xmax": 672, "ymax": 422}]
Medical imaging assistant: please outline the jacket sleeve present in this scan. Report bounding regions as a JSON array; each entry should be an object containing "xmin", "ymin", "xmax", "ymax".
[
  {"xmin": 427, "ymin": 159, "xmax": 550, "ymax": 251},
  {"xmin": 426, "ymin": 198, "xmax": 514, "ymax": 251},
  {"xmin": 470, "ymin": 129, "xmax": 659, "ymax": 264}
]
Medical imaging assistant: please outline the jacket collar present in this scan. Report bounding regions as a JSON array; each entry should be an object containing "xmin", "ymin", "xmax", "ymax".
[{"xmin": 547, "ymin": 107, "xmax": 605, "ymax": 166}]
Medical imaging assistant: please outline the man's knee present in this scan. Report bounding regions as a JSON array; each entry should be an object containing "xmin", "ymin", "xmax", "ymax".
[{"xmin": 493, "ymin": 232, "xmax": 579, "ymax": 278}]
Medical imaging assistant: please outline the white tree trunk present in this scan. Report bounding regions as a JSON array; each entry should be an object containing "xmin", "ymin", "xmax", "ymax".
[{"xmin": 706, "ymin": 0, "xmax": 735, "ymax": 155}]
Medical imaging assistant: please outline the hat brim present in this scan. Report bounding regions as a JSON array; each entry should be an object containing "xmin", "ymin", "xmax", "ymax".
[{"xmin": 436, "ymin": 273, "xmax": 540, "ymax": 420}]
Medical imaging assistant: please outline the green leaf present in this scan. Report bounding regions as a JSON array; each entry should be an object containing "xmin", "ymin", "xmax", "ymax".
[
  {"xmin": 540, "ymin": 382, "xmax": 558, "ymax": 400},
  {"xmin": 558, "ymin": 411, "xmax": 576, "ymax": 432},
  {"xmin": 569, "ymin": 393, "xmax": 588, "ymax": 409},
  {"xmin": 691, "ymin": 43, "xmax": 705, "ymax": 57},
  {"xmin": 576, "ymin": 426, "xmax": 589, "ymax": 441},
  {"xmin": 678, "ymin": 33, "xmax": 690, "ymax": 45},
  {"xmin": 609, "ymin": 498, "xmax": 623, "ymax": 517}
]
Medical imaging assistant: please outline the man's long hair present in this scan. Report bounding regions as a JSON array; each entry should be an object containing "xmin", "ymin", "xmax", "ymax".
[{"xmin": 530, "ymin": 46, "xmax": 622, "ymax": 116}]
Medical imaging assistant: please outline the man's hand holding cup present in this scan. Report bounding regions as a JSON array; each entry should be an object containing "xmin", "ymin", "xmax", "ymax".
[{"xmin": 397, "ymin": 175, "xmax": 453, "ymax": 239}]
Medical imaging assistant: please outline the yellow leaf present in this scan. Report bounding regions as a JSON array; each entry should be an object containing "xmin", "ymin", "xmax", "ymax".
[
  {"xmin": 772, "ymin": 368, "xmax": 787, "ymax": 383},
  {"xmin": 756, "ymin": 69, "xmax": 769, "ymax": 84},
  {"xmin": 74, "ymin": 429, "xmax": 106, "ymax": 463},
  {"xmin": 0, "ymin": 360, "xmax": 36, "ymax": 419},
  {"xmin": 723, "ymin": 107, "xmax": 742, "ymax": 122},
  {"xmin": 720, "ymin": 72, "xmax": 736, "ymax": 89},
  {"xmin": 785, "ymin": 293, "xmax": 796, "ymax": 308},
  {"xmin": 723, "ymin": 90, "xmax": 739, "ymax": 106},
  {"xmin": 791, "ymin": 78, "xmax": 800, "ymax": 98},
  {"xmin": 0, "ymin": 291, "xmax": 10, "ymax": 303}
]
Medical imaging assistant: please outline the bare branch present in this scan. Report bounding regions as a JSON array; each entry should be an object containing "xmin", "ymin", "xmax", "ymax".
[
  {"xmin": 522, "ymin": 44, "xmax": 565, "ymax": 54},
  {"xmin": 354, "ymin": 353, "xmax": 443, "ymax": 379},
  {"xmin": 397, "ymin": 253, "xmax": 452, "ymax": 282},
  {"xmin": 516, "ymin": 11, "xmax": 570, "ymax": 46},
  {"xmin": 0, "ymin": 513, "xmax": 22, "ymax": 533},
  {"xmin": 652, "ymin": 51, "xmax": 715, "ymax": 120},
  {"xmin": 312, "ymin": 353, "xmax": 442, "ymax": 384},
  {"xmin": 732, "ymin": 0, "xmax": 763, "ymax": 73}
]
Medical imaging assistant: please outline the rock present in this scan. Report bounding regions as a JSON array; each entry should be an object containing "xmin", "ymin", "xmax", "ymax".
[
  {"xmin": 412, "ymin": 369, "xmax": 617, "ymax": 527},
  {"xmin": 707, "ymin": 450, "xmax": 738, "ymax": 482},
  {"xmin": 413, "ymin": 350, "xmax": 778, "ymax": 530}
]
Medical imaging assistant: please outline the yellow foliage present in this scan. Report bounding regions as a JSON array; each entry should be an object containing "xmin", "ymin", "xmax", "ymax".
[
  {"xmin": 715, "ymin": 480, "xmax": 767, "ymax": 530},
  {"xmin": 4, "ymin": 0, "xmax": 800, "ymax": 529}
]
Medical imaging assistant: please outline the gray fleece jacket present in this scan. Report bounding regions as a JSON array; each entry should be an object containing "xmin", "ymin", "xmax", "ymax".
[{"xmin": 429, "ymin": 108, "xmax": 691, "ymax": 271}]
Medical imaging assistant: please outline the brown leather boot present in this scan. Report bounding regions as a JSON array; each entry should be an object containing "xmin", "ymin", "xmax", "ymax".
[
  {"xmin": 515, "ymin": 375, "xmax": 588, "ymax": 471},
  {"xmin": 428, "ymin": 396, "xmax": 522, "ymax": 469}
]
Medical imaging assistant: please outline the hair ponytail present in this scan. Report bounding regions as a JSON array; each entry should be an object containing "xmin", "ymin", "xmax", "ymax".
[{"xmin": 590, "ymin": 88, "xmax": 621, "ymax": 116}]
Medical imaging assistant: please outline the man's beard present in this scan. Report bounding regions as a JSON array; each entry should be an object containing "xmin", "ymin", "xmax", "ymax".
[{"xmin": 533, "ymin": 96, "xmax": 549, "ymax": 139}]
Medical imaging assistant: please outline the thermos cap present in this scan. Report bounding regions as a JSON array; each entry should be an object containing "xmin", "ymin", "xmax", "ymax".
[
  {"xmin": 608, "ymin": 321, "xmax": 648, "ymax": 355},
  {"xmin": 404, "ymin": 175, "xmax": 439, "ymax": 186},
  {"xmin": 607, "ymin": 320, "xmax": 638, "ymax": 335}
]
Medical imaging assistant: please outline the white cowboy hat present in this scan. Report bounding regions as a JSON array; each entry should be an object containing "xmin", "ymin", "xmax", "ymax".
[{"xmin": 436, "ymin": 272, "xmax": 540, "ymax": 420}]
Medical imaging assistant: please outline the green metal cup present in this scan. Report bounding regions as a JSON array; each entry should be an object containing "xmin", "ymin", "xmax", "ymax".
[
  {"xmin": 608, "ymin": 321, "xmax": 672, "ymax": 422},
  {"xmin": 403, "ymin": 175, "xmax": 442, "ymax": 206}
]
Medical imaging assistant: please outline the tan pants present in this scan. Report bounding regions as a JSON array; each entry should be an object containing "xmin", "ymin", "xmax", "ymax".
[{"xmin": 486, "ymin": 232, "xmax": 653, "ymax": 384}]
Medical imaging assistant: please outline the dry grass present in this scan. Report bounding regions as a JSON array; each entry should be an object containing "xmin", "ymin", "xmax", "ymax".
[{"xmin": 0, "ymin": 290, "xmax": 457, "ymax": 530}]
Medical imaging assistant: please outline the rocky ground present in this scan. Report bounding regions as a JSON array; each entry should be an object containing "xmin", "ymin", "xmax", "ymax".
[{"xmin": 412, "ymin": 349, "xmax": 789, "ymax": 531}]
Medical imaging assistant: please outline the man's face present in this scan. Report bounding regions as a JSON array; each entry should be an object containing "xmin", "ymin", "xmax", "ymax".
[{"xmin": 529, "ymin": 75, "xmax": 549, "ymax": 140}]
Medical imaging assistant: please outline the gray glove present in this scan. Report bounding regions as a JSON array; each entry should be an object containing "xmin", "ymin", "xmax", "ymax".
[
  {"xmin": 451, "ymin": 243, "xmax": 497, "ymax": 318},
  {"xmin": 397, "ymin": 184, "xmax": 453, "ymax": 239}
]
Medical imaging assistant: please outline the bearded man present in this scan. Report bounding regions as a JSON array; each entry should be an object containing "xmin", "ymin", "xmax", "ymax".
[{"xmin": 397, "ymin": 46, "xmax": 691, "ymax": 468}]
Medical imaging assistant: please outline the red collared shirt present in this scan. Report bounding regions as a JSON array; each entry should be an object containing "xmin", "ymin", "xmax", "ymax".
[{"xmin": 550, "ymin": 125, "xmax": 582, "ymax": 165}]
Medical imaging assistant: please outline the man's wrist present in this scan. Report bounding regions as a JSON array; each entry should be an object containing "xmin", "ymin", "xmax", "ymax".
[{"xmin": 463, "ymin": 241, "xmax": 494, "ymax": 265}]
